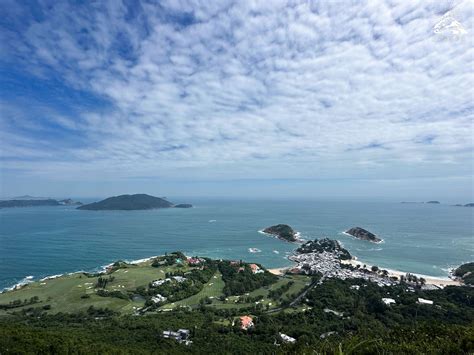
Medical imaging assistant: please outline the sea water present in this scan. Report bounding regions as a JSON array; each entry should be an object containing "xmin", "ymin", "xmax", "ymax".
[{"xmin": 0, "ymin": 198, "xmax": 472, "ymax": 289}]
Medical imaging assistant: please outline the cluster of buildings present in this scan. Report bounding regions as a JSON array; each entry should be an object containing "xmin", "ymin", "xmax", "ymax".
[
  {"xmin": 150, "ymin": 276, "xmax": 188, "ymax": 304},
  {"xmin": 151, "ymin": 276, "xmax": 186, "ymax": 287},
  {"xmin": 229, "ymin": 261, "xmax": 264, "ymax": 274},
  {"xmin": 289, "ymin": 250, "xmax": 397, "ymax": 287},
  {"xmin": 151, "ymin": 294, "xmax": 167, "ymax": 304},
  {"xmin": 187, "ymin": 257, "xmax": 204, "ymax": 266},
  {"xmin": 382, "ymin": 297, "xmax": 434, "ymax": 306}
]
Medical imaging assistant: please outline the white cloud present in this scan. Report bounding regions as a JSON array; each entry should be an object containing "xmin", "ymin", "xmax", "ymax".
[{"xmin": 0, "ymin": 0, "xmax": 473, "ymax": 194}]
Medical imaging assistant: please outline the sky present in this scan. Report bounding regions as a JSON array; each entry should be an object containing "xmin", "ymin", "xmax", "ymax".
[{"xmin": 0, "ymin": 0, "xmax": 473, "ymax": 201}]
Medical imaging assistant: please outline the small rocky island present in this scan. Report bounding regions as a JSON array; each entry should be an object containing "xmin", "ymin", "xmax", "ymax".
[
  {"xmin": 345, "ymin": 227, "xmax": 382, "ymax": 243},
  {"xmin": 77, "ymin": 194, "xmax": 192, "ymax": 211},
  {"xmin": 262, "ymin": 224, "xmax": 298, "ymax": 242}
]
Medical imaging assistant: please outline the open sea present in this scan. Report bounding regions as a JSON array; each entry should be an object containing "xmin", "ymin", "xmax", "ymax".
[{"xmin": 0, "ymin": 198, "xmax": 472, "ymax": 290}]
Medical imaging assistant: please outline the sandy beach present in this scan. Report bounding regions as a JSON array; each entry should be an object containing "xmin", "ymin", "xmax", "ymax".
[
  {"xmin": 268, "ymin": 268, "xmax": 289, "ymax": 276},
  {"xmin": 341, "ymin": 259, "xmax": 461, "ymax": 287},
  {"xmin": 269, "ymin": 258, "xmax": 462, "ymax": 287}
]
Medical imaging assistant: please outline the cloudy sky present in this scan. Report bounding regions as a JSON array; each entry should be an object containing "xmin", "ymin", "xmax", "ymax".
[{"xmin": 0, "ymin": 0, "xmax": 473, "ymax": 201}]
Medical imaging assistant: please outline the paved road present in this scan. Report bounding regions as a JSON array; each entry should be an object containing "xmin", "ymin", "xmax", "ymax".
[{"xmin": 266, "ymin": 277, "xmax": 321, "ymax": 314}]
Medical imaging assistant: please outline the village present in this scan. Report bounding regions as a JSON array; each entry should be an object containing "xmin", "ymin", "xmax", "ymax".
[{"xmin": 288, "ymin": 250, "xmax": 398, "ymax": 287}]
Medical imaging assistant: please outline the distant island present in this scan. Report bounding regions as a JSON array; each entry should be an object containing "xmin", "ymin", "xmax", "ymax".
[
  {"xmin": 59, "ymin": 199, "xmax": 83, "ymax": 206},
  {"xmin": 426, "ymin": 201, "xmax": 440, "ymax": 204},
  {"xmin": 0, "ymin": 198, "xmax": 82, "ymax": 208},
  {"xmin": 174, "ymin": 204, "xmax": 193, "ymax": 208},
  {"xmin": 453, "ymin": 203, "xmax": 474, "ymax": 208},
  {"xmin": 344, "ymin": 227, "xmax": 382, "ymax": 243},
  {"xmin": 262, "ymin": 224, "xmax": 298, "ymax": 242},
  {"xmin": 77, "ymin": 194, "xmax": 192, "ymax": 211}
]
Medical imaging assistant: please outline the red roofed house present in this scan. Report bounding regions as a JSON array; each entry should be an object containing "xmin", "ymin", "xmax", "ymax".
[
  {"xmin": 187, "ymin": 257, "xmax": 202, "ymax": 266},
  {"xmin": 240, "ymin": 316, "xmax": 254, "ymax": 330},
  {"xmin": 249, "ymin": 264, "xmax": 264, "ymax": 274}
]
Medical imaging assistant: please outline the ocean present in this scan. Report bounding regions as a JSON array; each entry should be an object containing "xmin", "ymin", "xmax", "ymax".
[{"xmin": 0, "ymin": 198, "xmax": 472, "ymax": 290}]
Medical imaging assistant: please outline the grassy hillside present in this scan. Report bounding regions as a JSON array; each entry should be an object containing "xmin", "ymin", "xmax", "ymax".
[{"xmin": 0, "ymin": 256, "xmax": 298, "ymax": 316}]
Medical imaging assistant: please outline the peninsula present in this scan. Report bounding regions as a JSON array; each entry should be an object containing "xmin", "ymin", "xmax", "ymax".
[
  {"xmin": 344, "ymin": 227, "xmax": 382, "ymax": 243},
  {"xmin": 262, "ymin": 224, "xmax": 298, "ymax": 242},
  {"xmin": 0, "ymin": 198, "xmax": 82, "ymax": 208},
  {"xmin": 77, "ymin": 194, "xmax": 191, "ymax": 211}
]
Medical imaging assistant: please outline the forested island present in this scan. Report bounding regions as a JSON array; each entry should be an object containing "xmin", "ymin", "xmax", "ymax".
[
  {"xmin": 345, "ymin": 227, "xmax": 382, "ymax": 243},
  {"xmin": 0, "ymin": 249, "xmax": 473, "ymax": 353},
  {"xmin": 77, "ymin": 194, "xmax": 192, "ymax": 211},
  {"xmin": 0, "ymin": 198, "xmax": 82, "ymax": 208},
  {"xmin": 262, "ymin": 224, "xmax": 298, "ymax": 242}
]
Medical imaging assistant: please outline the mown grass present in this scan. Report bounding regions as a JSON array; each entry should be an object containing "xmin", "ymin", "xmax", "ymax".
[
  {"xmin": 160, "ymin": 270, "xmax": 225, "ymax": 310},
  {"xmin": 0, "ymin": 262, "xmax": 312, "ymax": 316},
  {"xmin": 0, "ymin": 262, "xmax": 187, "ymax": 315}
]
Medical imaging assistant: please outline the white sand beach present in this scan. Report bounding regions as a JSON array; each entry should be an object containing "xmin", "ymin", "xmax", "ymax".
[
  {"xmin": 340, "ymin": 259, "xmax": 461, "ymax": 287},
  {"xmin": 268, "ymin": 268, "xmax": 288, "ymax": 276}
]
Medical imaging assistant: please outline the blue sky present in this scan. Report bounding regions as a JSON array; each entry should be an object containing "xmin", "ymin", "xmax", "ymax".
[{"xmin": 0, "ymin": 0, "xmax": 473, "ymax": 201}]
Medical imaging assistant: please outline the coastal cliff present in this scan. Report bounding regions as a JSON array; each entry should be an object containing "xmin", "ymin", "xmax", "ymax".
[
  {"xmin": 345, "ymin": 227, "xmax": 382, "ymax": 243},
  {"xmin": 454, "ymin": 262, "xmax": 474, "ymax": 285},
  {"xmin": 262, "ymin": 224, "xmax": 297, "ymax": 242}
]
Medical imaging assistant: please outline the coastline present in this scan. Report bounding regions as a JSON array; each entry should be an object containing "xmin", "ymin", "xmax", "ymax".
[
  {"xmin": 268, "ymin": 267, "xmax": 290, "ymax": 276},
  {"xmin": 2, "ymin": 248, "xmax": 465, "ymax": 293},
  {"xmin": 1, "ymin": 255, "xmax": 161, "ymax": 293},
  {"xmin": 340, "ymin": 259, "xmax": 461, "ymax": 287}
]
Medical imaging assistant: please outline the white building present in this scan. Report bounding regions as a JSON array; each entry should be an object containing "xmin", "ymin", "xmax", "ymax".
[
  {"xmin": 382, "ymin": 298, "xmax": 396, "ymax": 305},
  {"xmin": 418, "ymin": 298, "xmax": 433, "ymax": 305},
  {"xmin": 279, "ymin": 333, "xmax": 296, "ymax": 344},
  {"xmin": 152, "ymin": 279, "xmax": 170, "ymax": 287},
  {"xmin": 151, "ymin": 294, "xmax": 167, "ymax": 303}
]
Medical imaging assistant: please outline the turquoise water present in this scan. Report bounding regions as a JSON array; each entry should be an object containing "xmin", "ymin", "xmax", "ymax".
[{"xmin": 0, "ymin": 199, "xmax": 472, "ymax": 289}]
